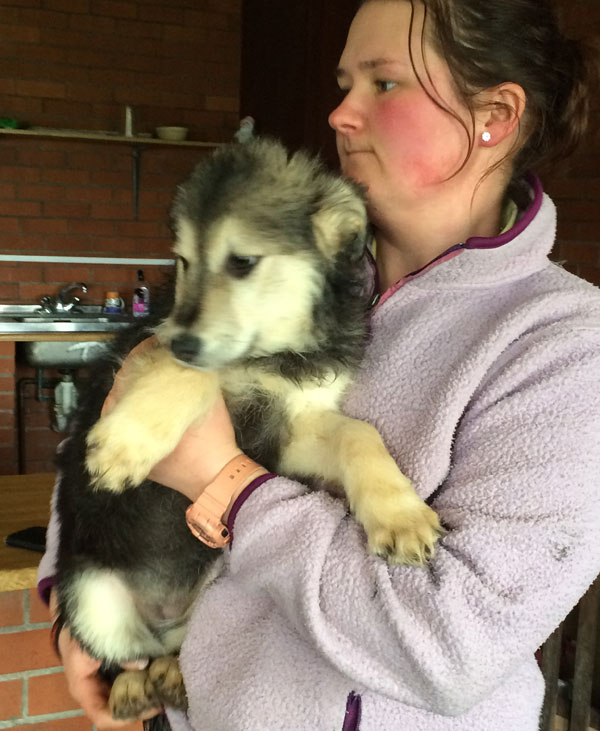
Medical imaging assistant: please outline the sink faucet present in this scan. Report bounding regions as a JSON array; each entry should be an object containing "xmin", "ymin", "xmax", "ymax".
[{"xmin": 40, "ymin": 282, "xmax": 88, "ymax": 313}]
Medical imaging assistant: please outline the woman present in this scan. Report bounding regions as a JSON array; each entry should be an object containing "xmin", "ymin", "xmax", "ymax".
[{"xmin": 39, "ymin": 1, "xmax": 600, "ymax": 729}]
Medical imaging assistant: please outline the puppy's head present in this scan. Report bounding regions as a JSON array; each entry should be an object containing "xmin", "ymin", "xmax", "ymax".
[{"xmin": 156, "ymin": 138, "xmax": 368, "ymax": 369}]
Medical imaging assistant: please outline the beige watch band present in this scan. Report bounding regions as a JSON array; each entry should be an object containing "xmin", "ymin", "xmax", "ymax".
[{"xmin": 185, "ymin": 454, "xmax": 265, "ymax": 548}]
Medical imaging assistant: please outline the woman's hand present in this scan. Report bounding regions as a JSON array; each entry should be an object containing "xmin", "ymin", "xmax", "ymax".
[
  {"xmin": 50, "ymin": 590, "xmax": 162, "ymax": 729},
  {"xmin": 103, "ymin": 337, "xmax": 242, "ymax": 503}
]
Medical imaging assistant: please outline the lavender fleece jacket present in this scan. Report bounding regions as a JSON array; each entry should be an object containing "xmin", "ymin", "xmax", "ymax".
[{"xmin": 39, "ymin": 179, "xmax": 600, "ymax": 731}]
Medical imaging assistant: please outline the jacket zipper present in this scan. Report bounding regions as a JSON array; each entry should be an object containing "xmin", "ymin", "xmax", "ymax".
[{"xmin": 342, "ymin": 691, "xmax": 362, "ymax": 731}]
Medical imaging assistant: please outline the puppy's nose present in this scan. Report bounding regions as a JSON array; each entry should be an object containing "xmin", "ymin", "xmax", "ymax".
[{"xmin": 171, "ymin": 334, "xmax": 202, "ymax": 363}]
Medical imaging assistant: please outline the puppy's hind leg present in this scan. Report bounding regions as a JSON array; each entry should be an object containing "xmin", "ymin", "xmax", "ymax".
[
  {"xmin": 86, "ymin": 346, "xmax": 220, "ymax": 493},
  {"xmin": 281, "ymin": 410, "xmax": 442, "ymax": 565}
]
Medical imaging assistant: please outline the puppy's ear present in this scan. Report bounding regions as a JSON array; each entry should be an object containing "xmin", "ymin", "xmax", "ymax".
[{"xmin": 311, "ymin": 180, "xmax": 368, "ymax": 262}]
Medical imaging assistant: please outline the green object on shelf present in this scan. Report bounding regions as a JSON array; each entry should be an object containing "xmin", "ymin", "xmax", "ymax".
[{"xmin": 0, "ymin": 118, "xmax": 24, "ymax": 129}]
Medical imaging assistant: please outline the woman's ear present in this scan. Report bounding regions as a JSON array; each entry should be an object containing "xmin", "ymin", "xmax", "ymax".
[{"xmin": 478, "ymin": 83, "xmax": 527, "ymax": 147}]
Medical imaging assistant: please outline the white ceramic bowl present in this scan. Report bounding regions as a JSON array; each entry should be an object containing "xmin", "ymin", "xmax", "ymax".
[{"xmin": 155, "ymin": 126, "xmax": 188, "ymax": 141}]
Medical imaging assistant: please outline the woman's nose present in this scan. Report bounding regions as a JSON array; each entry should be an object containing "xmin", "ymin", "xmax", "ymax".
[{"xmin": 328, "ymin": 94, "xmax": 364, "ymax": 134}]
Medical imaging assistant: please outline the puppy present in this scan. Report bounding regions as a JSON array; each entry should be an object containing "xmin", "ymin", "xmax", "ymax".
[{"xmin": 55, "ymin": 138, "xmax": 441, "ymax": 724}]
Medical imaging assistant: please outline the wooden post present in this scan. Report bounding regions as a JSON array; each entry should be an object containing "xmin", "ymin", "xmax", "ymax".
[
  {"xmin": 541, "ymin": 623, "xmax": 564, "ymax": 731},
  {"xmin": 570, "ymin": 576, "xmax": 600, "ymax": 731}
]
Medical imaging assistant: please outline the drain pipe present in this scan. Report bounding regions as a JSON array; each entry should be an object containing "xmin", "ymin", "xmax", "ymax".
[{"xmin": 53, "ymin": 372, "xmax": 78, "ymax": 432}]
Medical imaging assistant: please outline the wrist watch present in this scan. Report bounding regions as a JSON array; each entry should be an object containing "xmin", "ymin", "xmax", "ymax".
[{"xmin": 185, "ymin": 454, "xmax": 265, "ymax": 549}]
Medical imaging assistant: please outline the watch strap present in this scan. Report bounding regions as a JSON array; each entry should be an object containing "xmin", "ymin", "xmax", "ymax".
[{"xmin": 185, "ymin": 454, "xmax": 265, "ymax": 548}]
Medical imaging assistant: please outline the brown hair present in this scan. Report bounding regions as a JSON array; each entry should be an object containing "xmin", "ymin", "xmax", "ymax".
[{"xmin": 359, "ymin": 0, "xmax": 599, "ymax": 205}]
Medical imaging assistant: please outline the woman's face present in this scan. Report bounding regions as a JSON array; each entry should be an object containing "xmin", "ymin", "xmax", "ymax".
[{"xmin": 329, "ymin": 1, "xmax": 474, "ymax": 214}]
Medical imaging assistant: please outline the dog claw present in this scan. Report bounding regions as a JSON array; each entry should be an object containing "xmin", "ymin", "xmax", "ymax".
[
  {"xmin": 85, "ymin": 420, "xmax": 154, "ymax": 493},
  {"xmin": 354, "ymin": 488, "xmax": 443, "ymax": 566}
]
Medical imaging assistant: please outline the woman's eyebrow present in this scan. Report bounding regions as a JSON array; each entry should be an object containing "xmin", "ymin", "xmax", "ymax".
[{"xmin": 335, "ymin": 58, "xmax": 405, "ymax": 79}]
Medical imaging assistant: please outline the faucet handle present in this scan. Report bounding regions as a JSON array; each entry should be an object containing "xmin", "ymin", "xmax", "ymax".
[{"xmin": 39, "ymin": 295, "xmax": 55, "ymax": 312}]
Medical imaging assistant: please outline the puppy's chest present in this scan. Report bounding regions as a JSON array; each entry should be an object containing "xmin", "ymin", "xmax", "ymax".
[
  {"xmin": 220, "ymin": 366, "xmax": 350, "ymax": 417},
  {"xmin": 219, "ymin": 366, "xmax": 351, "ymax": 471}
]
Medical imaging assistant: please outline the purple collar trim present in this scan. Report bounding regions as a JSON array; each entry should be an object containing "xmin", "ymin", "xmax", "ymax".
[
  {"xmin": 373, "ymin": 173, "xmax": 543, "ymax": 309},
  {"xmin": 463, "ymin": 173, "xmax": 543, "ymax": 250}
]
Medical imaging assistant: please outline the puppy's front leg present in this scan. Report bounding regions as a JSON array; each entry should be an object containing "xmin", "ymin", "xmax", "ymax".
[
  {"xmin": 86, "ymin": 347, "xmax": 219, "ymax": 493},
  {"xmin": 281, "ymin": 410, "xmax": 442, "ymax": 565}
]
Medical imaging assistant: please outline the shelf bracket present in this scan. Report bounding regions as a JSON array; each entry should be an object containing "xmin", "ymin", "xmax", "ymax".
[{"xmin": 132, "ymin": 144, "xmax": 144, "ymax": 220}]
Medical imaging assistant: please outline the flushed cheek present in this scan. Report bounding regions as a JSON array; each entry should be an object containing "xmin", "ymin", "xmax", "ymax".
[{"xmin": 375, "ymin": 94, "xmax": 468, "ymax": 187}]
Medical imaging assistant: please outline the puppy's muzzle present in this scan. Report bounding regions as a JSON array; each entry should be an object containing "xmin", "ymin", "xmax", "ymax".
[{"xmin": 171, "ymin": 334, "xmax": 203, "ymax": 364}]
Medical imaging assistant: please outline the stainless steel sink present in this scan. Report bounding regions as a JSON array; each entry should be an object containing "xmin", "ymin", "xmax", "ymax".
[
  {"xmin": 0, "ymin": 304, "xmax": 131, "ymax": 333},
  {"xmin": 21, "ymin": 340, "xmax": 112, "ymax": 368}
]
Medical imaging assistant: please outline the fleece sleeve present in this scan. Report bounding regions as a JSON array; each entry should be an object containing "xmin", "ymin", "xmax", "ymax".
[
  {"xmin": 226, "ymin": 323, "xmax": 600, "ymax": 716},
  {"xmin": 37, "ymin": 478, "xmax": 60, "ymax": 604}
]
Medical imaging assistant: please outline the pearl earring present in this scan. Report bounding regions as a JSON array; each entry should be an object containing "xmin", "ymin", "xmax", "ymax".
[{"xmin": 482, "ymin": 131, "xmax": 492, "ymax": 143}]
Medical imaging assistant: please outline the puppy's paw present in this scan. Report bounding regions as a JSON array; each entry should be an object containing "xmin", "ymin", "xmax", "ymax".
[
  {"xmin": 354, "ymin": 483, "xmax": 443, "ymax": 565},
  {"xmin": 148, "ymin": 655, "xmax": 188, "ymax": 711},
  {"xmin": 109, "ymin": 669, "xmax": 159, "ymax": 721},
  {"xmin": 86, "ymin": 414, "xmax": 162, "ymax": 493}
]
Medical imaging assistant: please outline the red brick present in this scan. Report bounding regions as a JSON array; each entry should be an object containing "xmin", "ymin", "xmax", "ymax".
[
  {"xmin": 91, "ymin": 202, "xmax": 133, "ymax": 220},
  {"xmin": 21, "ymin": 218, "xmax": 69, "ymax": 235},
  {"xmin": 21, "ymin": 717, "xmax": 94, "ymax": 731},
  {"xmin": 43, "ymin": 201, "xmax": 91, "ymax": 218},
  {"xmin": 43, "ymin": 267, "xmax": 90, "ymax": 285},
  {"xmin": 29, "ymin": 588, "xmax": 52, "ymax": 624},
  {"xmin": 0, "ymin": 285, "xmax": 19, "ymax": 302},
  {"xmin": 65, "ymin": 186, "xmax": 113, "ymax": 203},
  {"xmin": 0, "ymin": 677, "xmax": 22, "ymax": 721},
  {"xmin": 114, "ymin": 18, "xmax": 163, "ymax": 40},
  {"xmin": 18, "ymin": 283, "xmax": 57, "ymax": 301},
  {"xmin": 15, "ymin": 80, "xmax": 66, "ymax": 99},
  {"xmin": 45, "ymin": 0, "xmax": 90, "ymax": 12},
  {"xmin": 0, "ymin": 200, "xmax": 42, "ymax": 216},
  {"xmin": 19, "ymin": 8, "xmax": 70, "ymax": 29},
  {"xmin": 70, "ymin": 13, "xmax": 116, "ymax": 33},
  {"xmin": 0, "ymin": 459, "xmax": 18, "ymax": 475},
  {"xmin": 0, "ymin": 628, "xmax": 59, "ymax": 673},
  {"xmin": 90, "ymin": 170, "xmax": 130, "ymax": 187},
  {"xmin": 0, "ymin": 343, "xmax": 15, "ymax": 357},
  {"xmin": 0, "ymin": 412, "xmax": 15, "ymax": 428},
  {"xmin": 94, "ymin": 0, "xmax": 137, "ymax": 19},
  {"xmin": 117, "ymin": 221, "xmax": 165, "ymax": 238},
  {"xmin": 29, "ymin": 671, "xmax": 81, "ymax": 715},
  {"xmin": 0, "ymin": 357, "xmax": 16, "ymax": 373},
  {"xmin": 0, "ymin": 8, "xmax": 19, "ymax": 24},
  {"xmin": 0, "ymin": 218, "xmax": 20, "ymax": 233},
  {"xmin": 41, "ymin": 168, "xmax": 89, "ymax": 186},
  {"xmin": 138, "ymin": 5, "xmax": 184, "ymax": 23},
  {"xmin": 67, "ymin": 219, "xmax": 116, "ymax": 236},
  {"xmin": 16, "ymin": 149, "xmax": 66, "ymax": 168},
  {"xmin": 1, "ymin": 234, "xmax": 47, "ymax": 251},
  {"xmin": 0, "ymin": 182, "xmax": 16, "ymax": 198},
  {"xmin": 0, "ymin": 22, "xmax": 40, "ymax": 43},
  {"xmin": 0, "ymin": 165, "xmax": 41, "ymax": 183},
  {"xmin": 18, "ymin": 183, "xmax": 66, "ymax": 201},
  {"xmin": 0, "ymin": 590, "xmax": 23, "ymax": 627},
  {"xmin": 184, "ymin": 9, "xmax": 230, "ymax": 29}
]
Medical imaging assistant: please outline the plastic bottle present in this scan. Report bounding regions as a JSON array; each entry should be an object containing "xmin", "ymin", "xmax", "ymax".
[
  {"xmin": 54, "ymin": 373, "xmax": 78, "ymax": 432},
  {"xmin": 132, "ymin": 269, "xmax": 150, "ymax": 317}
]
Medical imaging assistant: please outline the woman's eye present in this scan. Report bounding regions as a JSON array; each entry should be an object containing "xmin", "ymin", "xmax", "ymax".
[
  {"xmin": 375, "ymin": 80, "xmax": 398, "ymax": 93},
  {"xmin": 226, "ymin": 255, "xmax": 260, "ymax": 278}
]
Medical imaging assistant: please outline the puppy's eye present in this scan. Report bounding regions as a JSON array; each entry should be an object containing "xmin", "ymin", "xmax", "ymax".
[
  {"xmin": 226, "ymin": 255, "xmax": 260, "ymax": 278},
  {"xmin": 176, "ymin": 255, "xmax": 189, "ymax": 273}
]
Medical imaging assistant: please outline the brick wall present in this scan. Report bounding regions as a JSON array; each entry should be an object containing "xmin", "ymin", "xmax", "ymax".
[
  {"xmin": 0, "ymin": 0, "xmax": 241, "ymax": 474},
  {"xmin": 0, "ymin": 588, "xmax": 142, "ymax": 729},
  {"xmin": 543, "ymin": 0, "xmax": 600, "ymax": 286}
]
